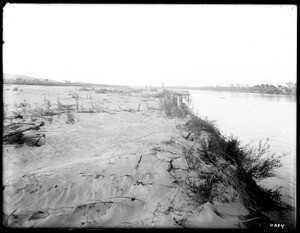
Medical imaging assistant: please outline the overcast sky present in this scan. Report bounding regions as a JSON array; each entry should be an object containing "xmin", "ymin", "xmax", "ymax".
[{"xmin": 3, "ymin": 4, "xmax": 297, "ymax": 87}]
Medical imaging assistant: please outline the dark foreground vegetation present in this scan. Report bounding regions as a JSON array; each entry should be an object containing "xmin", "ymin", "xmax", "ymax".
[{"xmin": 158, "ymin": 89, "xmax": 292, "ymax": 228}]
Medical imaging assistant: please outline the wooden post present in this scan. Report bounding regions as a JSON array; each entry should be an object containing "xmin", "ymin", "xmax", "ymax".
[{"xmin": 177, "ymin": 96, "xmax": 182, "ymax": 108}]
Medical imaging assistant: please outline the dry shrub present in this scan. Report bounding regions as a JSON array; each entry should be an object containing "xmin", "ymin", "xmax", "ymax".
[
  {"xmin": 71, "ymin": 92, "xmax": 79, "ymax": 99},
  {"xmin": 236, "ymin": 139, "xmax": 285, "ymax": 180},
  {"xmin": 95, "ymin": 88, "xmax": 108, "ymax": 94},
  {"xmin": 72, "ymin": 94, "xmax": 79, "ymax": 110},
  {"xmin": 186, "ymin": 175, "xmax": 218, "ymax": 204},
  {"xmin": 95, "ymin": 88, "xmax": 128, "ymax": 94},
  {"xmin": 66, "ymin": 110, "xmax": 75, "ymax": 124},
  {"xmin": 184, "ymin": 114, "xmax": 221, "ymax": 138},
  {"xmin": 43, "ymin": 98, "xmax": 52, "ymax": 115},
  {"xmin": 3, "ymin": 103, "xmax": 8, "ymax": 119},
  {"xmin": 57, "ymin": 97, "xmax": 62, "ymax": 110},
  {"xmin": 158, "ymin": 91, "xmax": 189, "ymax": 118},
  {"xmin": 153, "ymin": 90, "xmax": 167, "ymax": 98},
  {"xmin": 14, "ymin": 100, "xmax": 30, "ymax": 116},
  {"xmin": 79, "ymin": 87, "xmax": 95, "ymax": 91},
  {"xmin": 182, "ymin": 115, "xmax": 288, "ymax": 214},
  {"xmin": 129, "ymin": 88, "xmax": 144, "ymax": 93},
  {"xmin": 30, "ymin": 106, "xmax": 44, "ymax": 117}
]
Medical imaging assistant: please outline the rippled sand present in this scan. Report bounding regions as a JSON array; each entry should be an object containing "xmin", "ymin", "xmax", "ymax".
[{"xmin": 3, "ymin": 86, "xmax": 249, "ymax": 228}]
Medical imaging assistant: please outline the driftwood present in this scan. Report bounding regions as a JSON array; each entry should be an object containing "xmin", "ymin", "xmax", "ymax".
[
  {"xmin": 3, "ymin": 122, "xmax": 45, "ymax": 146},
  {"xmin": 3, "ymin": 122, "xmax": 45, "ymax": 139}
]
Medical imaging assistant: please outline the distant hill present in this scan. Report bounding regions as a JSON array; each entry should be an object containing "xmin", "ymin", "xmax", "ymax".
[
  {"xmin": 2, "ymin": 73, "xmax": 129, "ymax": 88},
  {"xmin": 3, "ymin": 73, "xmax": 61, "ymax": 84}
]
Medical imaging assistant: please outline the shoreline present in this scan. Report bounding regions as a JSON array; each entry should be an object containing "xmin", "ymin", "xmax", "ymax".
[
  {"xmin": 172, "ymin": 87, "xmax": 296, "ymax": 96},
  {"xmin": 3, "ymin": 86, "xmax": 295, "ymax": 228}
]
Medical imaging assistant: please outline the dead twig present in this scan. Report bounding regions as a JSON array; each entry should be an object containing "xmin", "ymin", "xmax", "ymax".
[
  {"xmin": 135, "ymin": 155, "xmax": 143, "ymax": 170},
  {"xmin": 137, "ymin": 102, "xmax": 141, "ymax": 112}
]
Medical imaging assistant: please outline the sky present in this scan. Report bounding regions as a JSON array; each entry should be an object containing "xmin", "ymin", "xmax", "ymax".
[{"xmin": 3, "ymin": 4, "xmax": 297, "ymax": 87}]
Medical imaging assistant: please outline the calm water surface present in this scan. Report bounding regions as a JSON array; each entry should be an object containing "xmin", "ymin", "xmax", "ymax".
[{"xmin": 184, "ymin": 90, "xmax": 296, "ymax": 207}]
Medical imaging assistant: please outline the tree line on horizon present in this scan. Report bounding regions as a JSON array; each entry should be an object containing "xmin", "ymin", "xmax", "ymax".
[{"xmin": 169, "ymin": 83, "xmax": 296, "ymax": 95}]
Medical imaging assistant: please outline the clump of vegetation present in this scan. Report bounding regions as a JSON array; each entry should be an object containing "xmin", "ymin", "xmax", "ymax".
[
  {"xmin": 70, "ymin": 93, "xmax": 79, "ymax": 110},
  {"xmin": 11, "ymin": 98, "xmax": 55, "ymax": 123},
  {"xmin": 185, "ymin": 169, "xmax": 219, "ymax": 204},
  {"xmin": 95, "ymin": 88, "xmax": 108, "ymax": 94},
  {"xmin": 11, "ymin": 100, "xmax": 30, "ymax": 119},
  {"xmin": 66, "ymin": 110, "xmax": 75, "ymax": 124},
  {"xmin": 30, "ymin": 106, "xmax": 44, "ymax": 117},
  {"xmin": 70, "ymin": 92, "xmax": 79, "ymax": 99},
  {"xmin": 158, "ymin": 90, "xmax": 189, "ymax": 118},
  {"xmin": 153, "ymin": 90, "xmax": 167, "ymax": 98},
  {"xmin": 79, "ymin": 87, "xmax": 95, "ymax": 91},
  {"xmin": 180, "ymin": 113, "xmax": 289, "ymax": 219},
  {"xmin": 13, "ymin": 87, "xmax": 18, "ymax": 91},
  {"xmin": 57, "ymin": 97, "xmax": 62, "ymax": 110},
  {"xmin": 185, "ymin": 114, "xmax": 221, "ymax": 137},
  {"xmin": 94, "ymin": 88, "xmax": 129, "ymax": 94},
  {"xmin": 3, "ymin": 103, "xmax": 8, "ymax": 120},
  {"xmin": 43, "ymin": 97, "xmax": 53, "ymax": 115},
  {"xmin": 147, "ymin": 87, "xmax": 158, "ymax": 92}
]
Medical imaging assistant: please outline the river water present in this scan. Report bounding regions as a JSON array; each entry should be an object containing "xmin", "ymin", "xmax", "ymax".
[{"xmin": 182, "ymin": 89, "xmax": 296, "ymax": 208}]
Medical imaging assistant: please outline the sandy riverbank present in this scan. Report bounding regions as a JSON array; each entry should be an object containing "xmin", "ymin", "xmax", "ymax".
[{"xmin": 3, "ymin": 86, "xmax": 262, "ymax": 228}]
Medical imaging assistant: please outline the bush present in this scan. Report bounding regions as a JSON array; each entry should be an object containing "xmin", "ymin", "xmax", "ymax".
[
  {"xmin": 94, "ymin": 88, "xmax": 129, "ymax": 94},
  {"xmin": 14, "ymin": 100, "xmax": 31, "ymax": 116},
  {"xmin": 153, "ymin": 90, "xmax": 167, "ymax": 98},
  {"xmin": 66, "ymin": 110, "xmax": 75, "ymax": 124},
  {"xmin": 158, "ymin": 90, "xmax": 189, "ymax": 118},
  {"xmin": 129, "ymin": 88, "xmax": 144, "ymax": 93},
  {"xmin": 79, "ymin": 87, "xmax": 95, "ymax": 91},
  {"xmin": 30, "ymin": 106, "xmax": 44, "ymax": 117},
  {"xmin": 186, "ymin": 175, "xmax": 218, "ymax": 204},
  {"xmin": 95, "ymin": 88, "xmax": 108, "ymax": 94},
  {"xmin": 184, "ymin": 114, "xmax": 221, "ymax": 138},
  {"xmin": 70, "ymin": 93, "xmax": 79, "ymax": 110},
  {"xmin": 236, "ymin": 139, "xmax": 285, "ymax": 180},
  {"xmin": 57, "ymin": 97, "xmax": 62, "ymax": 110},
  {"xmin": 181, "ymin": 115, "xmax": 288, "ymax": 214},
  {"xmin": 71, "ymin": 92, "xmax": 79, "ymax": 99},
  {"xmin": 159, "ymin": 97, "xmax": 174, "ymax": 117},
  {"xmin": 43, "ymin": 98, "xmax": 52, "ymax": 114}
]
